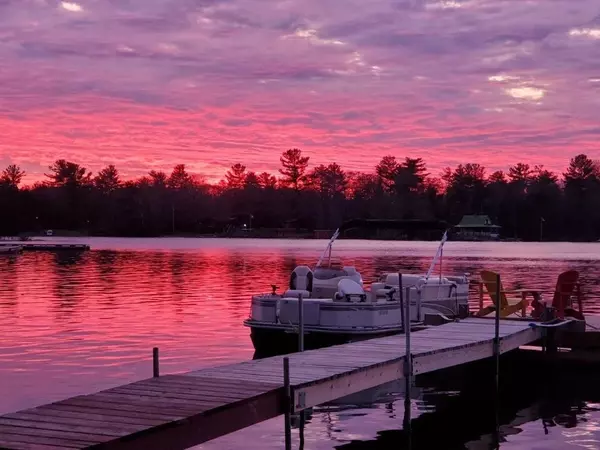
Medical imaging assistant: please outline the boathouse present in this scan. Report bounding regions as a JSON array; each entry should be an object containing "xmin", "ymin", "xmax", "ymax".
[{"xmin": 454, "ymin": 215, "xmax": 501, "ymax": 241}]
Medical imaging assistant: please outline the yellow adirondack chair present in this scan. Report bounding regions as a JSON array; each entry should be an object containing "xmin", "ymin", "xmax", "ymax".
[{"xmin": 475, "ymin": 270, "xmax": 528, "ymax": 318}]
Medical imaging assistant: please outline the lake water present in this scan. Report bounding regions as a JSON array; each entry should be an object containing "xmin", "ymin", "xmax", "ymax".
[{"xmin": 1, "ymin": 238, "xmax": 600, "ymax": 449}]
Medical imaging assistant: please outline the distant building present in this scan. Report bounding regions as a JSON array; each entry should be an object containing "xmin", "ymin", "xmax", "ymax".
[{"xmin": 453, "ymin": 215, "xmax": 501, "ymax": 241}]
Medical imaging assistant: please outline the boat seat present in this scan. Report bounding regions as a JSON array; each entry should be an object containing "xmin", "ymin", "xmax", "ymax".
[
  {"xmin": 290, "ymin": 266, "xmax": 314, "ymax": 291},
  {"xmin": 282, "ymin": 289, "xmax": 310, "ymax": 299},
  {"xmin": 335, "ymin": 279, "xmax": 367, "ymax": 303},
  {"xmin": 370, "ymin": 282, "xmax": 395, "ymax": 302}
]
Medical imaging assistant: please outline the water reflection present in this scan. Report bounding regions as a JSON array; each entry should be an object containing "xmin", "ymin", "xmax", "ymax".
[{"xmin": 0, "ymin": 238, "xmax": 600, "ymax": 449}]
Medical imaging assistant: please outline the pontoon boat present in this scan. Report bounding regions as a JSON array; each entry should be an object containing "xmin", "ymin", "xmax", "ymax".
[{"xmin": 244, "ymin": 219, "xmax": 470, "ymax": 356}]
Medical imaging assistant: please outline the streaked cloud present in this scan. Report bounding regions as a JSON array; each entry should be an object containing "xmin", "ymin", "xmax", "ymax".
[
  {"xmin": 60, "ymin": 1, "xmax": 82, "ymax": 12},
  {"xmin": 569, "ymin": 28, "xmax": 600, "ymax": 39},
  {"xmin": 0, "ymin": 0, "xmax": 598, "ymax": 183},
  {"xmin": 506, "ymin": 87, "xmax": 545, "ymax": 102},
  {"xmin": 425, "ymin": 1, "xmax": 464, "ymax": 10},
  {"xmin": 285, "ymin": 28, "xmax": 346, "ymax": 46}
]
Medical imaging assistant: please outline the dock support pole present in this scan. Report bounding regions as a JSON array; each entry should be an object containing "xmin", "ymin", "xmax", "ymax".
[
  {"xmin": 152, "ymin": 347, "xmax": 159, "ymax": 378},
  {"xmin": 398, "ymin": 273, "xmax": 404, "ymax": 333},
  {"xmin": 297, "ymin": 294, "xmax": 305, "ymax": 449},
  {"xmin": 298, "ymin": 294, "xmax": 304, "ymax": 353},
  {"xmin": 283, "ymin": 357, "xmax": 292, "ymax": 450},
  {"xmin": 404, "ymin": 287, "xmax": 412, "ymax": 433},
  {"xmin": 493, "ymin": 274, "xmax": 501, "ymax": 449},
  {"xmin": 405, "ymin": 287, "xmax": 412, "ymax": 363},
  {"xmin": 493, "ymin": 273, "xmax": 500, "ymax": 384}
]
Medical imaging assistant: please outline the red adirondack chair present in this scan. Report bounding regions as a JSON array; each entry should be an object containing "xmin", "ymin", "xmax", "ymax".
[{"xmin": 531, "ymin": 270, "xmax": 582, "ymax": 320}]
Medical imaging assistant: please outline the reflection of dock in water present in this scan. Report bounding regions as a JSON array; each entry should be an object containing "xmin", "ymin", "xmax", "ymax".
[{"xmin": 334, "ymin": 351, "xmax": 599, "ymax": 450}]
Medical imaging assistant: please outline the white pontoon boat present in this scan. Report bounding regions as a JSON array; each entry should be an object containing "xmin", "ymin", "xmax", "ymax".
[{"xmin": 244, "ymin": 219, "xmax": 470, "ymax": 356}]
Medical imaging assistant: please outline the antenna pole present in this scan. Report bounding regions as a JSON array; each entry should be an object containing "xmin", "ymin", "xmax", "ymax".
[{"xmin": 439, "ymin": 247, "xmax": 443, "ymax": 282}]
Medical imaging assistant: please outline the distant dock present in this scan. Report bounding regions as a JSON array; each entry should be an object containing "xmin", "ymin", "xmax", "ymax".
[
  {"xmin": 0, "ymin": 318, "xmax": 542, "ymax": 450},
  {"xmin": 0, "ymin": 242, "xmax": 90, "ymax": 252}
]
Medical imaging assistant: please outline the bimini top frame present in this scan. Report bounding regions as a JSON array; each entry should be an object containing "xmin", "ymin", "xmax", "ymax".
[{"xmin": 316, "ymin": 218, "xmax": 450, "ymax": 269}]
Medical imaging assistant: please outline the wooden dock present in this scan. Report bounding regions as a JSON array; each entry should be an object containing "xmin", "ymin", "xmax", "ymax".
[
  {"xmin": 0, "ymin": 243, "xmax": 90, "ymax": 252},
  {"xmin": 0, "ymin": 318, "xmax": 542, "ymax": 450}
]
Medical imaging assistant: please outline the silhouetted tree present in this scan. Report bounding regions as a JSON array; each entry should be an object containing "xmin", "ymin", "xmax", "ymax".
[
  {"xmin": 258, "ymin": 172, "xmax": 277, "ymax": 189},
  {"xmin": 508, "ymin": 163, "xmax": 532, "ymax": 183},
  {"xmin": 94, "ymin": 165, "xmax": 121, "ymax": 193},
  {"xmin": 532, "ymin": 165, "xmax": 558, "ymax": 184},
  {"xmin": 149, "ymin": 170, "xmax": 168, "ymax": 187},
  {"xmin": 279, "ymin": 149, "xmax": 309, "ymax": 191},
  {"xmin": 46, "ymin": 160, "xmax": 91, "ymax": 187},
  {"xmin": 244, "ymin": 171, "xmax": 260, "ymax": 188},
  {"xmin": 564, "ymin": 154, "xmax": 599, "ymax": 183},
  {"xmin": 224, "ymin": 163, "xmax": 247, "ymax": 189},
  {"xmin": 400, "ymin": 157, "xmax": 428, "ymax": 191},
  {"xmin": 0, "ymin": 165, "xmax": 25, "ymax": 188},
  {"xmin": 309, "ymin": 163, "xmax": 347, "ymax": 198},
  {"xmin": 488, "ymin": 170, "xmax": 506, "ymax": 183},
  {"xmin": 348, "ymin": 172, "xmax": 379, "ymax": 200},
  {"xmin": 168, "ymin": 164, "xmax": 193, "ymax": 190},
  {"xmin": 2, "ymin": 153, "xmax": 600, "ymax": 241},
  {"xmin": 563, "ymin": 154, "xmax": 600, "ymax": 241},
  {"xmin": 443, "ymin": 163, "xmax": 487, "ymax": 220},
  {"xmin": 376, "ymin": 155, "xmax": 400, "ymax": 193}
]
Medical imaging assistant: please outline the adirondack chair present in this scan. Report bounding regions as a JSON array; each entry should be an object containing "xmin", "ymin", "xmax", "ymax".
[
  {"xmin": 475, "ymin": 270, "xmax": 529, "ymax": 318},
  {"xmin": 531, "ymin": 270, "xmax": 582, "ymax": 320}
]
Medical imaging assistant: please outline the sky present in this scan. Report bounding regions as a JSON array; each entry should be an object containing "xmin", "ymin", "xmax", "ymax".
[{"xmin": 0, "ymin": 0, "xmax": 599, "ymax": 184}]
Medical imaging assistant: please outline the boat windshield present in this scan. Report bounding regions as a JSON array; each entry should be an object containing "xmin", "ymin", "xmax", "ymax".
[{"xmin": 314, "ymin": 266, "xmax": 349, "ymax": 280}]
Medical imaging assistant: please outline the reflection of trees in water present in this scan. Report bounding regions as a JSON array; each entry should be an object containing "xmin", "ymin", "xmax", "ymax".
[
  {"xmin": 0, "ymin": 254, "xmax": 19, "ymax": 313},
  {"xmin": 92, "ymin": 250, "xmax": 120, "ymax": 307},
  {"xmin": 51, "ymin": 251, "xmax": 87, "ymax": 321}
]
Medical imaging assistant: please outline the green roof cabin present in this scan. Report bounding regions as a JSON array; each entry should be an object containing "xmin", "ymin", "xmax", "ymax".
[{"xmin": 453, "ymin": 215, "xmax": 501, "ymax": 241}]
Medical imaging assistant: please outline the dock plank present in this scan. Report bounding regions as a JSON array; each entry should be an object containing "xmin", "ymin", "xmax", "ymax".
[
  {"xmin": 0, "ymin": 433, "xmax": 92, "ymax": 450},
  {"xmin": 0, "ymin": 424, "xmax": 110, "ymax": 446},
  {"xmin": 0, "ymin": 418, "xmax": 132, "ymax": 438},
  {"xmin": 0, "ymin": 319, "xmax": 542, "ymax": 450},
  {"xmin": 2, "ymin": 413, "xmax": 151, "ymax": 434}
]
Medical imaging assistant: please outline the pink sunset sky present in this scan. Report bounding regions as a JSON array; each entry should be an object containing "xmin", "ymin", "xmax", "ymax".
[{"xmin": 0, "ymin": 0, "xmax": 599, "ymax": 184}]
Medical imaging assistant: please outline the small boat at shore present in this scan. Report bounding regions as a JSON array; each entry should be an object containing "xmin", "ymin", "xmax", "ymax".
[
  {"xmin": 244, "ymin": 219, "xmax": 470, "ymax": 357},
  {"xmin": 0, "ymin": 245, "xmax": 22, "ymax": 255}
]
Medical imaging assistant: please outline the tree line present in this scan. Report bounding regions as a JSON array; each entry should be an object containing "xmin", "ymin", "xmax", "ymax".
[{"xmin": 1, "ymin": 150, "xmax": 599, "ymax": 241}]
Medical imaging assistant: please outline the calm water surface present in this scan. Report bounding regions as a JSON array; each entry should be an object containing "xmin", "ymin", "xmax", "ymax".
[{"xmin": 1, "ymin": 238, "xmax": 600, "ymax": 449}]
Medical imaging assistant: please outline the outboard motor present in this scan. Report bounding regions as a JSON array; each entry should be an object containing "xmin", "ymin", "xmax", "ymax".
[
  {"xmin": 335, "ymin": 279, "xmax": 367, "ymax": 303},
  {"xmin": 290, "ymin": 266, "xmax": 314, "ymax": 292}
]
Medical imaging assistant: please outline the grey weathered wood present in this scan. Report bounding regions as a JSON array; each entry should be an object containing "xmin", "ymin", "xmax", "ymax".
[{"xmin": 0, "ymin": 318, "xmax": 542, "ymax": 450}]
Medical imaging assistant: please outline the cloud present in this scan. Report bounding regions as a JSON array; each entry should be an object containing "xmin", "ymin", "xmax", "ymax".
[
  {"xmin": 0, "ymin": 0, "xmax": 598, "ymax": 184},
  {"xmin": 60, "ymin": 2, "xmax": 82, "ymax": 13}
]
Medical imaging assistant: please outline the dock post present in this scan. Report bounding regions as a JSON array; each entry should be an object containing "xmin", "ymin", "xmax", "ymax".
[
  {"xmin": 297, "ymin": 294, "xmax": 305, "ymax": 449},
  {"xmin": 152, "ymin": 347, "xmax": 159, "ymax": 378},
  {"xmin": 492, "ymin": 274, "xmax": 501, "ymax": 450},
  {"xmin": 298, "ymin": 293, "xmax": 304, "ymax": 352},
  {"xmin": 405, "ymin": 286, "xmax": 412, "ymax": 361},
  {"xmin": 398, "ymin": 273, "xmax": 404, "ymax": 333},
  {"xmin": 493, "ymin": 274, "xmax": 500, "ymax": 381},
  {"xmin": 404, "ymin": 286, "xmax": 412, "ymax": 433},
  {"xmin": 283, "ymin": 357, "xmax": 292, "ymax": 450}
]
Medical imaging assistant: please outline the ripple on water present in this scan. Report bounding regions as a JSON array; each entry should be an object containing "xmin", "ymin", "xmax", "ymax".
[{"xmin": 1, "ymin": 238, "xmax": 600, "ymax": 449}]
